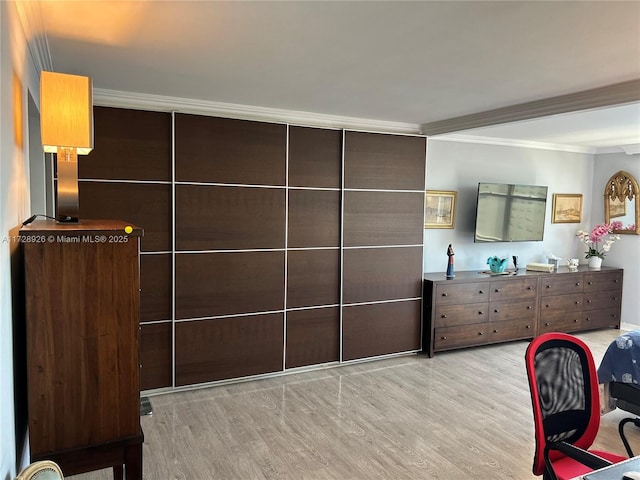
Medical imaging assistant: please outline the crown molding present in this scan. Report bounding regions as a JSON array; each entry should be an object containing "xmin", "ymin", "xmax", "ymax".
[
  {"xmin": 93, "ymin": 88, "xmax": 421, "ymax": 134},
  {"xmin": 429, "ymin": 133, "xmax": 596, "ymax": 154},
  {"xmin": 14, "ymin": 0, "xmax": 53, "ymax": 72},
  {"xmin": 596, "ymin": 144, "xmax": 640, "ymax": 155},
  {"xmin": 421, "ymin": 79, "xmax": 640, "ymax": 136}
]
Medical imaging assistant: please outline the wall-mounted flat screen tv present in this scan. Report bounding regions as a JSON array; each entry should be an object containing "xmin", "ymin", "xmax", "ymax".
[{"xmin": 474, "ymin": 183, "xmax": 548, "ymax": 242}]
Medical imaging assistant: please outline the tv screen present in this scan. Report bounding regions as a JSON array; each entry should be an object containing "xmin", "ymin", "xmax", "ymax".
[{"xmin": 474, "ymin": 183, "xmax": 548, "ymax": 242}]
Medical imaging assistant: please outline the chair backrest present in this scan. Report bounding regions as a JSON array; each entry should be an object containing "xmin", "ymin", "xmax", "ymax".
[{"xmin": 525, "ymin": 332, "xmax": 601, "ymax": 476}]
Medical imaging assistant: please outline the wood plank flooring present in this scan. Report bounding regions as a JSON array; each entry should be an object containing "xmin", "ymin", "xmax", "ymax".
[{"xmin": 69, "ymin": 329, "xmax": 640, "ymax": 479}]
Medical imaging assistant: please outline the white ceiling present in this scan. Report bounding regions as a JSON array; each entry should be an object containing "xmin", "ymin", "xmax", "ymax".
[{"xmin": 36, "ymin": 0, "xmax": 640, "ymax": 150}]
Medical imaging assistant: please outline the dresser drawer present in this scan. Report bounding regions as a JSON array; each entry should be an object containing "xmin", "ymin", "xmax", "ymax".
[
  {"xmin": 540, "ymin": 293, "xmax": 583, "ymax": 315},
  {"xmin": 539, "ymin": 274, "xmax": 584, "ymax": 296},
  {"xmin": 490, "ymin": 298, "xmax": 536, "ymax": 322},
  {"xmin": 583, "ymin": 271, "xmax": 623, "ymax": 292},
  {"xmin": 434, "ymin": 324, "xmax": 488, "ymax": 351},
  {"xmin": 487, "ymin": 319, "xmax": 535, "ymax": 342},
  {"xmin": 582, "ymin": 308, "xmax": 620, "ymax": 330},
  {"xmin": 434, "ymin": 282, "xmax": 489, "ymax": 306},
  {"xmin": 539, "ymin": 312, "xmax": 582, "ymax": 334},
  {"xmin": 583, "ymin": 290, "xmax": 623, "ymax": 311},
  {"xmin": 434, "ymin": 302, "xmax": 489, "ymax": 328},
  {"xmin": 489, "ymin": 277, "xmax": 537, "ymax": 301}
]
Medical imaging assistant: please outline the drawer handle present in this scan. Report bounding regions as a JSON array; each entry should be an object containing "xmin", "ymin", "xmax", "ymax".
[
  {"xmin": 587, "ymin": 299, "xmax": 592, "ymax": 303},
  {"xmin": 575, "ymin": 301, "xmax": 580, "ymax": 305},
  {"xmin": 478, "ymin": 332, "xmax": 484, "ymax": 335},
  {"xmin": 575, "ymin": 282, "xmax": 580, "ymax": 286},
  {"xmin": 440, "ymin": 314, "xmax": 447, "ymax": 318},
  {"xmin": 545, "ymin": 304, "xmax": 550, "ymax": 308},
  {"xmin": 546, "ymin": 285, "xmax": 551, "ymax": 288},
  {"xmin": 545, "ymin": 322, "xmax": 550, "ymax": 326},
  {"xmin": 493, "ymin": 329, "xmax": 498, "ymax": 333},
  {"xmin": 526, "ymin": 325, "xmax": 531, "ymax": 329},
  {"xmin": 588, "ymin": 281, "xmax": 593, "ymax": 285},
  {"xmin": 478, "ymin": 311, "xmax": 484, "ymax": 315},
  {"xmin": 527, "ymin": 286, "xmax": 533, "ymax": 290},
  {"xmin": 615, "ymin": 279, "xmax": 619, "ymax": 283},
  {"xmin": 441, "ymin": 336, "xmax": 447, "ymax": 340},
  {"xmin": 441, "ymin": 293, "xmax": 448, "ymax": 297},
  {"xmin": 494, "ymin": 288, "xmax": 500, "ymax": 293},
  {"xmin": 613, "ymin": 296, "xmax": 618, "ymax": 301},
  {"xmin": 494, "ymin": 309, "xmax": 499, "ymax": 313},
  {"xmin": 585, "ymin": 317, "xmax": 591, "ymax": 321},
  {"xmin": 479, "ymin": 290, "xmax": 485, "ymax": 294},
  {"xmin": 527, "ymin": 306, "xmax": 532, "ymax": 310},
  {"xmin": 573, "ymin": 319, "xmax": 578, "ymax": 322}
]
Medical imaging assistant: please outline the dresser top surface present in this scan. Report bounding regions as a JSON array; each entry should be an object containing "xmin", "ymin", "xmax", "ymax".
[
  {"xmin": 19, "ymin": 219, "xmax": 143, "ymax": 237},
  {"xmin": 424, "ymin": 266, "xmax": 622, "ymax": 283}
]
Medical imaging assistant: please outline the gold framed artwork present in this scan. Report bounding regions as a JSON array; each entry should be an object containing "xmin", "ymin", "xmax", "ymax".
[
  {"xmin": 425, "ymin": 190, "xmax": 457, "ymax": 229},
  {"xmin": 552, "ymin": 193, "xmax": 583, "ymax": 223}
]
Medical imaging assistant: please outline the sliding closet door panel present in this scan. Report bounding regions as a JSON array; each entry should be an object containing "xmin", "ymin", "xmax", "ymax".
[
  {"xmin": 343, "ymin": 191, "xmax": 424, "ymax": 247},
  {"xmin": 288, "ymin": 126, "xmax": 341, "ymax": 188},
  {"xmin": 342, "ymin": 300, "xmax": 421, "ymax": 361},
  {"xmin": 343, "ymin": 247, "xmax": 422, "ymax": 304},
  {"xmin": 175, "ymin": 313, "xmax": 284, "ymax": 385},
  {"xmin": 140, "ymin": 254, "xmax": 172, "ymax": 323},
  {"xmin": 343, "ymin": 132, "xmax": 426, "ymax": 190},
  {"xmin": 82, "ymin": 107, "xmax": 171, "ymax": 181},
  {"xmin": 175, "ymin": 251, "xmax": 285, "ymax": 319},
  {"xmin": 78, "ymin": 182, "xmax": 171, "ymax": 252},
  {"xmin": 286, "ymin": 308, "xmax": 339, "ymax": 368},
  {"xmin": 175, "ymin": 185, "xmax": 286, "ymax": 251},
  {"xmin": 140, "ymin": 323, "xmax": 172, "ymax": 390},
  {"xmin": 175, "ymin": 114, "xmax": 286, "ymax": 185},
  {"xmin": 288, "ymin": 190, "xmax": 340, "ymax": 248},
  {"xmin": 287, "ymin": 249, "xmax": 340, "ymax": 309}
]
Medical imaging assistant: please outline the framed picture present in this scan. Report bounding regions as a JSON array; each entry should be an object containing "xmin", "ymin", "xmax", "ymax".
[
  {"xmin": 552, "ymin": 193, "xmax": 583, "ymax": 223},
  {"xmin": 609, "ymin": 197, "xmax": 626, "ymax": 218},
  {"xmin": 425, "ymin": 190, "xmax": 457, "ymax": 229}
]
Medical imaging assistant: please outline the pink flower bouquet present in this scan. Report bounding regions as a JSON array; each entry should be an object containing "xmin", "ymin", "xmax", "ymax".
[{"xmin": 576, "ymin": 221, "xmax": 622, "ymax": 259}]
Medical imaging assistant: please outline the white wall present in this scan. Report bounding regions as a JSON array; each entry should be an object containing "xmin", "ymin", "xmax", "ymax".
[
  {"xmin": 1, "ymin": 1, "xmax": 39, "ymax": 476},
  {"xmin": 423, "ymin": 137, "xmax": 639, "ymax": 328},
  {"xmin": 592, "ymin": 151, "xmax": 640, "ymax": 327}
]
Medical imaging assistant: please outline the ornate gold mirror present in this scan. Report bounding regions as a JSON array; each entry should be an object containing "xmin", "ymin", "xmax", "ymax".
[{"xmin": 604, "ymin": 170, "xmax": 640, "ymax": 234}]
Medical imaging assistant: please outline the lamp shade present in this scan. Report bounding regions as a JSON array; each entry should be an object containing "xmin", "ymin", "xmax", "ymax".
[{"xmin": 40, "ymin": 71, "xmax": 94, "ymax": 155}]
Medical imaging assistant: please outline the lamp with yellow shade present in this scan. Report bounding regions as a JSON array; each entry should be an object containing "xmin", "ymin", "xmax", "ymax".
[{"xmin": 40, "ymin": 71, "xmax": 93, "ymax": 222}]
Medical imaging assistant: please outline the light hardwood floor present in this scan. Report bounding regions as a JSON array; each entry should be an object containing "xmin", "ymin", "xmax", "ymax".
[{"xmin": 69, "ymin": 329, "xmax": 640, "ymax": 479}]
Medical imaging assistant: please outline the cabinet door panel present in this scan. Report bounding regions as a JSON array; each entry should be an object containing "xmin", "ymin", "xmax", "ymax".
[
  {"xmin": 343, "ymin": 247, "xmax": 422, "ymax": 304},
  {"xmin": 175, "ymin": 113, "xmax": 286, "ymax": 185},
  {"xmin": 140, "ymin": 322, "xmax": 172, "ymax": 391},
  {"xmin": 342, "ymin": 301, "xmax": 421, "ymax": 361},
  {"xmin": 175, "ymin": 251, "xmax": 284, "ymax": 319},
  {"xmin": 343, "ymin": 131, "xmax": 426, "ymax": 190},
  {"xmin": 140, "ymin": 254, "xmax": 172, "ymax": 322},
  {"xmin": 288, "ymin": 189, "xmax": 340, "ymax": 248},
  {"xmin": 175, "ymin": 314, "xmax": 284, "ymax": 385},
  {"xmin": 286, "ymin": 307, "xmax": 339, "ymax": 368},
  {"xmin": 287, "ymin": 250, "xmax": 339, "ymax": 309},
  {"xmin": 434, "ymin": 303, "xmax": 489, "ymax": 327},
  {"xmin": 288, "ymin": 126, "xmax": 341, "ymax": 189},
  {"xmin": 343, "ymin": 191, "xmax": 424, "ymax": 247}
]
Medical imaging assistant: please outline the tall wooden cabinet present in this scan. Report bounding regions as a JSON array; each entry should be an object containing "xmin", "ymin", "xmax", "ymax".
[{"xmin": 20, "ymin": 220, "xmax": 144, "ymax": 478}]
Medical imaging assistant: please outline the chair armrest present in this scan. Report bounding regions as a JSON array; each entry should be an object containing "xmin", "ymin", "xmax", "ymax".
[{"xmin": 544, "ymin": 441, "xmax": 613, "ymax": 479}]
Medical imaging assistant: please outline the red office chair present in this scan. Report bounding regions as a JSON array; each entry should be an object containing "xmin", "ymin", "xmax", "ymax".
[{"xmin": 525, "ymin": 332, "xmax": 627, "ymax": 480}]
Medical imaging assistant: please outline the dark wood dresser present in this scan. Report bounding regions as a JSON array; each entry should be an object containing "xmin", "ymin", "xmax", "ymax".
[
  {"xmin": 20, "ymin": 219, "xmax": 144, "ymax": 479},
  {"xmin": 423, "ymin": 266, "xmax": 623, "ymax": 357}
]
